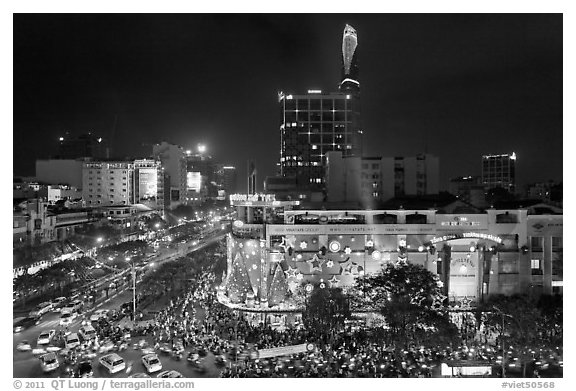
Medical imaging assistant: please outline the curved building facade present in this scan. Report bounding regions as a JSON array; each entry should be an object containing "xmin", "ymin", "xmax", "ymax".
[{"xmin": 219, "ymin": 195, "xmax": 563, "ymax": 312}]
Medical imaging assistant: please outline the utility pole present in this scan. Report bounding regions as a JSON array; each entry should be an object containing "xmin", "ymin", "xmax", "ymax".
[{"xmin": 493, "ymin": 306, "xmax": 512, "ymax": 378}]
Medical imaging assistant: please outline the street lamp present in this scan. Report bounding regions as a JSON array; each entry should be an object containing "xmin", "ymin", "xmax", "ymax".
[
  {"xmin": 96, "ymin": 237, "xmax": 103, "ymax": 243},
  {"xmin": 493, "ymin": 305, "xmax": 513, "ymax": 378}
]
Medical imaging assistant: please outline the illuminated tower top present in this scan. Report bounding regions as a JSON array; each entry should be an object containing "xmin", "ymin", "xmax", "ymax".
[{"xmin": 339, "ymin": 24, "xmax": 359, "ymax": 94}]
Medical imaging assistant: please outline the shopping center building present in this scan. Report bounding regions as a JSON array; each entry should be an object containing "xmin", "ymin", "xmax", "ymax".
[{"xmin": 218, "ymin": 194, "xmax": 562, "ymax": 313}]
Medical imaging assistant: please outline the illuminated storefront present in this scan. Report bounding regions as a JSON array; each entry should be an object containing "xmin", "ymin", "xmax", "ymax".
[{"xmin": 219, "ymin": 195, "xmax": 562, "ymax": 311}]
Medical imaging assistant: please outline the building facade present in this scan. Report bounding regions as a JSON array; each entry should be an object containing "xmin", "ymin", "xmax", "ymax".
[
  {"xmin": 152, "ymin": 141, "xmax": 187, "ymax": 206},
  {"xmin": 482, "ymin": 152, "xmax": 516, "ymax": 194},
  {"xmin": 57, "ymin": 132, "xmax": 109, "ymax": 159},
  {"xmin": 326, "ymin": 151, "xmax": 439, "ymax": 206},
  {"xmin": 36, "ymin": 159, "xmax": 85, "ymax": 189},
  {"xmin": 279, "ymin": 91, "xmax": 362, "ymax": 190},
  {"xmin": 219, "ymin": 195, "xmax": 562, "ymax": 312},
  {"xmin": 133, "ymin": 159, "xmax": 165, "ymax": 211},
  {"xmin": 449, "ymin": 176, "xmax": 487, "ymax": 208}
]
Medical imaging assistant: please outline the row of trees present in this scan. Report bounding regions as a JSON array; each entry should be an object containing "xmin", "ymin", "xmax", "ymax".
[{"xmin": 301, "ymin": 261, "xmax": 562, "ymax": 377}]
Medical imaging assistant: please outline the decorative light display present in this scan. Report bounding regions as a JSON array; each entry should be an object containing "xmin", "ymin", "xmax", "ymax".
[
  {"xmin": 319, "ymin": 282, "xmax": 326, "ymax": 289},
  {"xmin": 296, "ymin": 254, "xmax": 303, "ymax": 260},
  {"xmin": 366, "ymin": 239, "xmax": 374, "ymax": 247},
  {"xmin": 329, "ymin": 240, "xmax": 341, "ymax": 252},
  {"xmin": 418, "ymin": 245, "xmax": 425, "ymax": 252},
  {"xmin": 296, "ymin": 272, "xmax": 304, "ymax": 280},
  {"xmin": 306, "ymin": 254, "xmax": 324, "ymax": 273},
  {"xmin": 326, "ymin": 260, "xmax": 334, "ymax": 268},
  {"xmin": 344, "ymin": 246, "xmax": 352, "ymax": 254},
  {"xmin": 371, "ymin": 250, "xmax": 382, "ymax": 260},
  {"xmin": 299, "ymin": 241, "xmax": 308, "ymax": 249},
  {"xmin": 305, "ymin": 283, "xmax": 314, "ymax": 292},
  {"xmin": 284, "ymin": 266, "xmax": 298, "ymax": 279},
  {"xmin": 328, "ymin": 275, "xmax": 340, "ymax": 288}
]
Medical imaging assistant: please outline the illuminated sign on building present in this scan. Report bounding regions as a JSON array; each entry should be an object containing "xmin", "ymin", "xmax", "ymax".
[
  {"xmin": 138, "ymin": 168, "xmax": 157, "ymax": 202},
  {"xmin": 187, "ymin": 172, "xmax": 202, "ymax": 192},
  {"xmin": 429, "ymin": 232, "xmax": 503, "ymax": 245},
  {"xmin": 229, "ymin": 194, "xmax": 276, "ymax": 203}
]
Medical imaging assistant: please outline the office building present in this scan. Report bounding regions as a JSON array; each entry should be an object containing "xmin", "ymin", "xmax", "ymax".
[
  {"xmin": 57, "ymin": 132, "xmax": 109, "ymax": 159},
  {"xmin": 82, "ymin": 161, "xmax": 134, "ymax": 207},
  {"xmin": 482, "ymin": 152, "xmax": 516, "ymax": 194},
  {"xmin": 326, "ymin": 151, "xmax": 439, "ymax": 206},
  {"xmin": 35, "ymin": 159, "xmax": 85, "ymax": 189},
  {"xmin": 152, "ymin": 141, "xmax": 187, "ymax": 205},
  {"xmin": 279, "ymin": 90, "xmax": 362, "ymax": 190},
  {"xmin": 339, "ymin": 24, "xmax": 360, "ymax": 94},
  {"xmin": 449, "ymin": 176, "xmax": 487, "ymax": 208}
]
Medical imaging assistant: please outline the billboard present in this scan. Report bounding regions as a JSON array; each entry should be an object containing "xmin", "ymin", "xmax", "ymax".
[
  {"xmin": 138, "ymin": 168, "xmax": 157, "ymax": 202},
  {"xmin": 187, "ymin": 172, "xmax": 202, "ymax": 192}
]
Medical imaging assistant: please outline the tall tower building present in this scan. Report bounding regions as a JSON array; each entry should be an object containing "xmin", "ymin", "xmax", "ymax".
[
  {"xmin": 481, "ymin": 152, "xmax": 517, "ymax": 194},
  {"xmin": 279, "ymin": 90, "xmax": 362, "ymax": 190},
  {"xmin": 339, "ymin": 24, "xmax": 360, "ymax": 95}
]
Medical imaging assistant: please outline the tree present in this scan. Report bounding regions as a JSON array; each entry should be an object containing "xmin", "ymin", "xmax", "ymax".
[
  {"xmin": 479, "ymin": 294, "xmax": 545, "ymax": 377},
  {"xmin": 354, "ymin": 262, "xmax": 453, "ymax": 349},
  {"xmin": 267, "ymin": 264, "xmax": 288, "ymax": 306},
  {"xmin": 302, "ymin": 286, "xmax": 350, "ymax": 339}
]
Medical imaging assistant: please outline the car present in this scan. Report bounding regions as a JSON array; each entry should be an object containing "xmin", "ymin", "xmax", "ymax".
[
  {"xmin": 99, "ymin": 353, "xmax": 126, "ymax": 374},
  {"xmin": 141, "ymin": 353, "xmax": 162, "ymax": 373},
  {"xmin": 39, "ymin": 352, "xmax": 59, "ymax": 372},
  {"xmin": 60, "ymin": 304, "xmax": 75, "ymax": 315},
  {"xmin": 60, "ymin": 312, "xmax": 77, "ymax": 326},
  {"xmin": 29, "ymin": 302, "xmax": 53, "ymax": 317},
  {"xmin": 156, "ymin": 370, "xmax": 183, "ymax": 378},
  {"xmin": 74, "ymin": 361, "xmax": 93, "ymax": 378},
  {"xmin": 65, "ymin": 333, "xmax": 81, "ymax": 349},
  {"xmin": 16, "ymin": 340, "xmax": 32, "ymax": 352},
  {"xmin": 90, "ymin": 309, "xmax": 109, "ymax": 322},
  {"xmin": 99, "ymin": 339, "xmax": 115, "ymax": 354},
  {"xmin": 14, "ymin": 316, "xmax": 41, "ymax": 333},
  {"xmin": 78, "ymin": 325, "xmax": 96, "ymax": 341},
  {"xmin": 51, "ymin": 297, "xmax": 67, "ymax": 311},
  {"xmin": 37, "ymin": 330, "xmax": 55, "ymax": 345},
  {"xmin": 129, "ymin": 373, "xmax": 150, "ymax": 378}
]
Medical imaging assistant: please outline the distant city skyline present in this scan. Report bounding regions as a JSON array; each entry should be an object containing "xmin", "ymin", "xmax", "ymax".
[{"xmin": 13, "ymin": 14, "xmax": 562, "ymax": 191}]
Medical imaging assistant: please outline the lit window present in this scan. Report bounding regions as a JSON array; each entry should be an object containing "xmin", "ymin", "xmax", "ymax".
[{"xmin": 312, "ymin": 145, "xmax": 318, "ymax": 150}]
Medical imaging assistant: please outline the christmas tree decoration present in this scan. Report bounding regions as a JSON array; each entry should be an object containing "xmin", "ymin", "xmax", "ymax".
[
  {"xmin": 227, "ymin": 252, "xmax": 252, "ymax": 303},
  {"xmin": 268, "ymin": 263, "xmax": 289, "ymax": 306},
  {"xmin": 306, "ymin": 254, "xmax": 325, "ymax": 273}
]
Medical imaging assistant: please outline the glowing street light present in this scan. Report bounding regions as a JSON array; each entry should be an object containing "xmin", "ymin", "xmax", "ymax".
[
  {"xmin": 96, "ymin": 237, "xmax": 103, "ymax": 243},
  {"xmin": 154, "ymin": 223, "xmax": 160, "ymax": 229},
  {"xmin": 197, "ymin": 144, "xmax": 206, "ymax": 153}
]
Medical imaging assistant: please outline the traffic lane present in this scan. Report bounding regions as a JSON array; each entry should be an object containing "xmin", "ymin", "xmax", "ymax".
[{"xmin": 14, "ymin": 340, "xmax": 224, "ymax": 378}]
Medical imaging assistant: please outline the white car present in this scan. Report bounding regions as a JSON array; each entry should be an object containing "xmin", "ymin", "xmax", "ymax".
[
  {"xmin": 16, "ymin": 340, "xmax": 32, "ymax": 352},
  {"xmin": 60, "ymin": 312, "xmax": 77, "ymax": 326},
  {"xmin": 40, "ymin": 352, "xmax": 59, "ymax": 372},
  {"xmin": 79, "ymin": 325, "xmax": 96, "ymax": 341},
  {"xmin": 65, "ymin": 333, "xmax": 81, "ymax": 349},
  {"xmin": 90, "ymin": 309, "xmax": 109, "ymax": 322},
  {"xmin": 37, "ymin": 330, "xmax": 55, "ymax": 345},
  {"xmin": 30, "ymin": 302, "xmax": 53, "ymax": 317},
  {"xmin": 99, "ymin": 353, "xmax": 126, "ymax": 374},
  {"xmin": 156, "ymin": 370, "xmax": 183, "ymax": 378},
  {"xmin": 141, "ymin": 353, "xmax": 162, "ymax": 373}
]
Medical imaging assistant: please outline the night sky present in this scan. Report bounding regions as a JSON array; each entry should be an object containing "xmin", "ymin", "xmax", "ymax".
[{"xmin": 13, "ymin": 14, "xmax": 563, "ymax": 191}]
